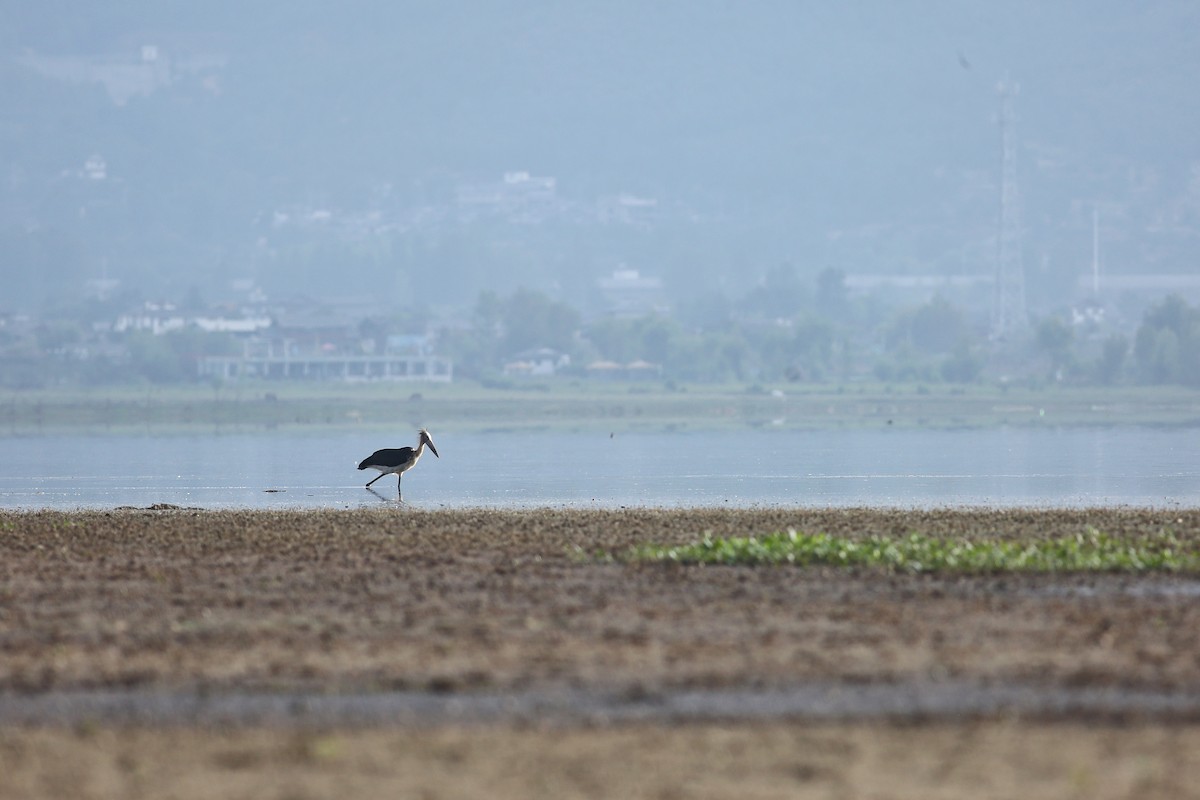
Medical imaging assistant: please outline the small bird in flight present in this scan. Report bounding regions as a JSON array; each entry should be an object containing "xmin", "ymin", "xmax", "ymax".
[{"xmin": 358, "ymin": 428, "xmax": 440, "ymax": 496}]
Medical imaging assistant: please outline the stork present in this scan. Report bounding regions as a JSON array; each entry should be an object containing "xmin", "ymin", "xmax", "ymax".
[{"xmin": 358, "ymin": 428, "xmax": 440, "ymax": 495}]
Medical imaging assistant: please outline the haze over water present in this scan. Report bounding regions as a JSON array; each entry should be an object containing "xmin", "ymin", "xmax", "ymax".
[{"xmin": 2, "ymin": 427, "xmax": 1198, "ymax": 510}]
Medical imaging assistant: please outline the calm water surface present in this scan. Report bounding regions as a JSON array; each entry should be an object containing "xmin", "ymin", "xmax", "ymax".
[{"xmin": 1, "ymin": 427, "xmax": 1197, "ymax": 510}]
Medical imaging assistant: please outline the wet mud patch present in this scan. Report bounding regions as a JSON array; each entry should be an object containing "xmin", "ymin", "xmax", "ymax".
[{"xmin": 1, "ymin": 507, "xmax": 1198, "ymax": 698}]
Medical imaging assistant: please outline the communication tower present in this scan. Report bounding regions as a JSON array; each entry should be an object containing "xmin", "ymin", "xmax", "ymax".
[{"xmin": 992, "ymin": 76, "xmax": 1027, "ymax": 339}]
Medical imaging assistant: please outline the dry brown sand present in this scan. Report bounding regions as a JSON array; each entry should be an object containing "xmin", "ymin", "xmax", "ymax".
[
  {"xmin": 2, "ymin": 507, "xmax": 1200, "ymax": 798},
  {"xmin": 4, "ymin": 722, "xmax": 1200, "ymax": 800}
]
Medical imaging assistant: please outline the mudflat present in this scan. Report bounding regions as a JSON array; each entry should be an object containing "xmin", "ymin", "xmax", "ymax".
[{"xmin": 2, "ymin": 507, "xmax": 1199, "ymax": 798}]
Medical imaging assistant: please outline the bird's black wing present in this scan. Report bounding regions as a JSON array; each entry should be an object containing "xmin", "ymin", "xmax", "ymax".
[{"xmin": 358, "ymin": 447, "xmax": 414, "ymax": 469}]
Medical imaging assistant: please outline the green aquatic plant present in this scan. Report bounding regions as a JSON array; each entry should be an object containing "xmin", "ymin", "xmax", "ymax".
[{"xmin": 631, "ymin": 526, "xmax": 1200, "ymax": 572}]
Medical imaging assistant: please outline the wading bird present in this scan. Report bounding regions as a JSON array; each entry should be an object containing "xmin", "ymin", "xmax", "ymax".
[{"xmin": 358, "ymin": 428, "xmax": 439, "ymax": 495}]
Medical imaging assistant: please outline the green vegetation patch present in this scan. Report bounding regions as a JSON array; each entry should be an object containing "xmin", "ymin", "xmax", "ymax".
[{"xmin": 632, "ymin": 527, "xmax": 1200, "ymax": 572}]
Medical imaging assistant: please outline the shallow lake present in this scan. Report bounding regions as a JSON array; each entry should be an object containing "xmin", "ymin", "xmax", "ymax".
[{"xmin": 1, "ymin": 426, "xmax": 1198, "ymax": 510}]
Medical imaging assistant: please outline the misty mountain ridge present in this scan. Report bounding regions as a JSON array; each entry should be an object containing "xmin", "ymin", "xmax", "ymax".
[{"xmin": 2, "ymin": 1, "xmax": 1198, "ymax": 315}]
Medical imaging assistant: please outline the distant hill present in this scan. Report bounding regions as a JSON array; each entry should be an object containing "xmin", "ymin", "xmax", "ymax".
[{"xmin": 2, "ymin": 0, "xmax": 1197, "ymax": 312}]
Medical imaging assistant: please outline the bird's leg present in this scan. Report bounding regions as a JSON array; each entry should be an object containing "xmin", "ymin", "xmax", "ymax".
[
  {"xmin": 366, "ymin": 472, "xmax": 385, "ymax": 488},
  {"xmin": 397, "ymin": 473, "xmax": 403, "ymax": 499}
]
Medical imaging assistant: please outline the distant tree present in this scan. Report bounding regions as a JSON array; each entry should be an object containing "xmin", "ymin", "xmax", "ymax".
[
  {"xmin": 441, "ymin": 288, "xmax": 581, "ymax": 378},
  {"xmin": 746, "ymin": 324, "xmax": 794, "ymax": 379},
  {"xmin": 1139, "ymin": 328, "xmax": 1181, "ymax": 384},
  {"xmin": 674, "ymin": 331, "xmax": 751, "ymax": 382},
  {"xmin": 940, "ymin": 342, "xmax": 984, "ymax": 383},
  {"xmin": 815, "ymin": 267, "xmax": 848, "ymax": 315},
  {"xmin": 788, "ymin": 316, "xmax": 834, "ymax": 380},
  {"xmin": 123, "ymin": 328, "xmax": 238, "ymax": 384},
  {"xmin": 473, "ymin": 290, "xmax": 505, "ymax": 337},
  {"xmin": 875, "ymin": 344, "xmax": 938, "ymax": 383},
  {"xmin": 1094, "ymin": 333, "xmax": 1128, "ymax": 385},
  {"xmin": 586, "ymin": 314, "xmax": 681, "ymax": 365},
  {"xmin": 390, "ymin": 305, "xmax": 431, "ymax": 335},
  {"xmin": 886, "ymin": 296, "xmax": 969, "ymax": 354},
  {"xmin": 677, "ymin": 290, "xmax": 734, "ymax": 331},
  {"xmin": 33, "ymin": 321, "xmax": 82, "ymax": 353},
  {"xmin": 1134, "ymin": 295, "xmax": 1200, "ymax": 386},
  {"xmin": 710, "ymin": 332, "xmax": 752, "ymax": 381},
  {"xmin": 357, "ymin": 317, "xmax": 389, "ymax": 352},
  {"xmin": 1034, "ymin": 316, "xmax": 1075, "ymax": 378},
  {"xmin": 502, "ymin": 288, "xmax": 580, "ymax": 354},
  {"xmin": 437, "ymin": 325, "xmax": 494, "ymax": 380},
  {"xmin": 741, "ymin": 262, "xmax": 806, "ymax": 319},
  {"xmin": 126, "ymin": 333, "xmax": 184, "ymax": 383},
  {"xmin": 585, "ymin": 317, "xmax": 637, "ymax": 363}
]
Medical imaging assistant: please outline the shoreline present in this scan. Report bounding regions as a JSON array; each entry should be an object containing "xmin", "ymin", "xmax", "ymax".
[{"xmin": 6, "ymin": 382, "xmax": 1200, "ymax": 434}]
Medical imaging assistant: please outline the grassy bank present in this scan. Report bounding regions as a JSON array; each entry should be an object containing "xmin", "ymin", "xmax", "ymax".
[
  {"xmin": 631, "ymin": 526, "xmax": 1200, "ymax": 572},
  {"xmin": 4, "ymin": 381, "xmax": 1200, "ymax": 434}
]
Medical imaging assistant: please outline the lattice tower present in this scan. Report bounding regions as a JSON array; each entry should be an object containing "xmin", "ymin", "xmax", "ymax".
[{"xmin": 992, "ymin": 77, "xmax": 1027, "ymax": 339}]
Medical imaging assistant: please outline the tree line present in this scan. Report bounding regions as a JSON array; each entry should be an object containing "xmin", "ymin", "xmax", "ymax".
[
  {"xmin": 4, "ymin": 270, "xmax": 1200, "ymax": 389},
  {"xmin": 439, "ymin": 280, "xmax": 1200, "ymax": 389}
]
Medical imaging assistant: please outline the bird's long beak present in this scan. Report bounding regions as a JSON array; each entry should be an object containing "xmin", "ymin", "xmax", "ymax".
[{"xmin": 425, "ymin": 436, "xmax": 439, "ymax": 458}]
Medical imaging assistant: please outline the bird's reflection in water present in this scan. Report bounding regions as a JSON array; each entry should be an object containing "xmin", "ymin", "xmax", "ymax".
[{"xmin": 365, "ymin": 487, "xmax": 407, "ymax": 505}]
